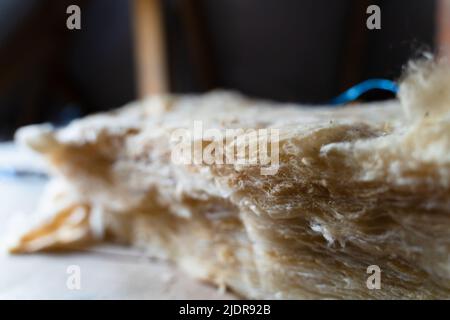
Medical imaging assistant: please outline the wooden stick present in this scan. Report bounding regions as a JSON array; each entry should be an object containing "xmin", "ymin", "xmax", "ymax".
[
  {"xmin": 132, "ymin": 0, "xmax": 168, "ymax": 98},
  {"xmin": 437, "ymin": 0, "xmax": 450, "ymax": 58}
]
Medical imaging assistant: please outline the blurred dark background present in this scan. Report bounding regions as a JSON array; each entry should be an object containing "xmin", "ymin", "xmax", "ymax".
[{"xmin": 0, "ymin": 0, "xmax": 438, "ymax": 139}]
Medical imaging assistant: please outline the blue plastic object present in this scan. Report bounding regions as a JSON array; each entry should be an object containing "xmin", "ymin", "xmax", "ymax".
[{"xmin": 331, "ymin": 79, "xmax": 398, "ymax": 105}]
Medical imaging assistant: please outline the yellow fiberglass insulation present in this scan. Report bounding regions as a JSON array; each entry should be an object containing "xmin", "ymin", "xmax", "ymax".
[{"xmin": 8, "ymin": 58, "xmax": 450, "ymax": 299}]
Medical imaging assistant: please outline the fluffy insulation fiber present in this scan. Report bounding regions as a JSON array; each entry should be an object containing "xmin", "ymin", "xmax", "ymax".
[{"xmin": 8, "ymin": 58, "xmax": 450, "ymax": 299}]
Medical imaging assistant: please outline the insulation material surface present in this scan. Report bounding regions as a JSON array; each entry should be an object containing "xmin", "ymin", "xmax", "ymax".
[{"xmin": 9, "ymin": 59, "xmax": 450, "ymax": 299}]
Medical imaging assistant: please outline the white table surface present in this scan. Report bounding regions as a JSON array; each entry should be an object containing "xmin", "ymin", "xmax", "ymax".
[{"xmin": 0, "ymin": 143, "xmax": 235, "ymax": 300}]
